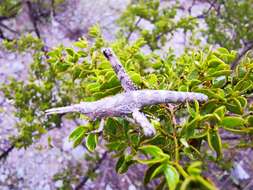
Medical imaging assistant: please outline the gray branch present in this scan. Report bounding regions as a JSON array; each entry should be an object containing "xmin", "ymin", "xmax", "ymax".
[
  {"xmin": 132, "ymin": 108, "xmax": 156, "ymax": 136},
  {"xmin": 45, "ymin": 90, "xmax": 208, "ymax": 129},
  {"xmin": 102, "ymin": 48, "xmax": 137, "ymax": 91},
  {"xmin": 46, "ymin": 48, "xmax": 208, "ymax": 136},
  {"xmin": 102, "ymin": 48, "xmax": 155, "ymax": 135}
]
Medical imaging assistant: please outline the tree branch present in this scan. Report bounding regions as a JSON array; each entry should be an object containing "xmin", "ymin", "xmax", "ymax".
[
  {"xmin": 26, "ymin": 1, "xmax": 41, "ymax": 39},
  {"xmin": 45, "ymin": 90, "xmax": 207, "ymax": 128},
  {"xmin": 230, "ymin": 42, "xmax": 253, "ymax": 70},
  {"xmin": 46, "ymin": 48, "xmax": 208, "ymax": 136},
  {"xmin": 74, "ymin": 151, "xmax": 107, "ymax": 190},
  {"xmin": 102, "ymin": 48, "xmax": 156, "ymax": 135},
  {"xmin": 102, "ymin": 48, "xmax": 137, "ymax": 92},
  {"xmin": 0, "ymin": 144, "xmax": 14, "ymax": 161}
]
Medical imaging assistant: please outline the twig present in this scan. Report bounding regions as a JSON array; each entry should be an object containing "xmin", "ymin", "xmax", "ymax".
[
  {"xmin": 0, "ymin": 144, "xmax": 15, "ymax": 160},
  {"xmin": 26, "ymin": 1, "xmax": 41, "ymax": 39},
  {"xmin": 51, "ymin": 0, "xmax": 56, "ymax": 17},
  {"xmin": 126, "ymin": 17, "xmax": 141, "ymax": 41},
  {"xmin": 230, "ymin": 42, "xmax": 253, "ymax": 70},
  {"xmin": 0, "ymin": 23, "xmax": 19, "ymax": 35},
  {"xmin": 74, "ymin": 151, "xmax": 107, "ymax": 190}
]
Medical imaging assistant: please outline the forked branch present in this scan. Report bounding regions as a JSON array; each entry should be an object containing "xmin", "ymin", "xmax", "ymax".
[{"xmin": 46, "ymin": 48, "xmax": 208, "ymax": 136}]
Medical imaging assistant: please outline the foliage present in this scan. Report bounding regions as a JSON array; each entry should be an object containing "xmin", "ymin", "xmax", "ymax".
[
  {"xmin": 117, "ymin": 0, "xmax": 197, "ymax": 50},
  {"xmin": 0, "ymin": 0, "xmax": 21, "ymax": 18},
  {"xmin": 204, "ymin": 0, "xmax": 253, "ymax": 50},
  {"xmin": 1, "ymin": 0, "xmax": 253, "ymax": 189},
  {"xmin": 0, "ymin": 0, "xmax": 65, "ymax": 22}
]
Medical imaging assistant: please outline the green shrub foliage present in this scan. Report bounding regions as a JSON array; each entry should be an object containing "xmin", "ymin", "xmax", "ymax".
[
  {"xmin": 205, "ymin": 0, "xmax": 253, "ymax": 49},
  {"xmin": 117, "ymin": 0, "xmax": 197, "ymax": 50},
  {"xmin": 1, "ymin": 0, "xmax": 253, "ymax": 189}
]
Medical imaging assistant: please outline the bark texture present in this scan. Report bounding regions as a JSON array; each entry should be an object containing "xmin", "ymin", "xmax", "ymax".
[{"xmin": 46, "ymin": 48, "xmax": 208, "ymax": 136}]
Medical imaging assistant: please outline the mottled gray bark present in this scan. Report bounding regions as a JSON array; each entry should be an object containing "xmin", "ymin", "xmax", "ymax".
[
  {"xmin": 102, "ymin": 48, "xmax": 155, "ymax": 135},
  {"xmin": 132, "ymin": 108, "xmax": 156, "ymax": 136},
  {"xmin": 46, "ymin": 48, "xmax": 208, "ymax": 136},
  {"xmin": 45, "ymin": 90, "xmax": 208, "ymax": 122},
  {"xmin": 102, "ymin": 48, "xmax": 137, "ymax": 91}
]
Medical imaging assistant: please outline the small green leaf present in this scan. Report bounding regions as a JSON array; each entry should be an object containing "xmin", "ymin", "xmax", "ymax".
[
  {"xmin": 221, "ymin": 116, "xmax": 245, "ymax": 127},
  {"xmin": 187, "ymin": 102, "xmax": 196, "ymax": 118},
  {"xmin": 150, "ymin": 164, "xmax": 165, "ymax": 180},
  {"xmin": 207, "ymin": 128, "xmax": 222, "ymax": 159},
  {"xmin": 180, "ymin": 138, "xmax": 189, "ymax": 148},
  {"xmin": 208, "ymin": 70, "xmax": 231, "ymax": 77},
  {"xmin": 214, "ymin": 106, "xmax": 226, "ymax": 120},
  {"xmin": 163, "ymin": 164, "xmax": 179, "ymax": 190},
  {"xmin": 139, "ymin": 145, "xmax": 165, "ymax": 157},
  {"xmin": 86, "ymin": 133, "xmax": 98, "ymax": 152},
  {"xmin": 116, "ymin": 155, "xmax": 135, "ymax": 174},
  {"xmin": 144, "ymin": 163, "xmax": 161, "ymax": 185},
  {"xmin": 65, "ymin": 48, "xmax": 75, "ymax": 57},
  {"xmin": 69, "ymin": 126, "xmax": 86, "ymax": 141},
  {"xmin": 137, "ymin": 157, "xmax": 166, "ymax": 165},
  {"xmin": 187, "ymin": 161, "xmax": 202, "ymax": 176},
  {"xmin": 208, "ymin": 56, "xmax": 226, "ymax": 67},
  {"xmin": 116, "ymin": 155, "xmax": 125, "ymax": 173},
  {"xmin": 74, "ymin": 39, "xmax": 88, "ymax": 48},
  {"xmin": 234, "ymin": 80, "xmax": 252, "ymax": 93},
  {"xmin": 226, "ymin": 98, "xmax": 243, "ymax": 114},
  {"xmin": 129, "ymin": 72, "xmax": 142, "ymax": 85},
  {"xmin": 247, "ymin": 116, "xmax": 253, "ymax": 126},
  {"xmin": 236, "ymin": 96, "xmax": 247, "ymax": 108}
]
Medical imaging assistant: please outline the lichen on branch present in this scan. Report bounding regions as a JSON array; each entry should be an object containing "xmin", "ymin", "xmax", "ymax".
[{"xmin": 45, "ymin": 48, "xmax": 208, "ymax": 136}]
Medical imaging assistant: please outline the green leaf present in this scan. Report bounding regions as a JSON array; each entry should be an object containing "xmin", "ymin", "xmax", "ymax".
[
  {"xmin": 150, "ymin": 164, "xmax": 165, "ymax": 180},
  {"xmin": 226, "ymin": 98, "xmax": 243, "ymax": 114},
  {"xmin": 181, "ymin": 117, "xmax": 199, "ymax": 139},
  {"xmin": 237, "ymin": 96, "xmax": 247, "ymax": 108},
  {"xmin": 69, "ymin": 126, "xmax": 86, "ymax": 141},
  {"xmin": 65, "ymin": 48, "xmax": 75, "ymax": 57},
  {"xmin": 144, "ymin": 163, "xmax": 161, "ymax": 185},
  {"xmin": 69, "ymin": 126, "xmax": 87, "ymax": 148},
  {"xmin": 86, "ymin": 133, "xmax": 98, "ymax": 152},
  {"xmin": 88, "ymin": 24, "xmax": 101, "ymax": 38},
  {"xmin": 139, "ymin": 145, "xmax": 165, "ymax": 157},
  {"xmin": 247, "ymin": 116, "xmax": 253, "ymax": 126},
  {"xmin": 234, "ymin": 80, "xmax": 252, "ymax": 93},
  {"xmin": 214, "ymin": 106, "xmax": 226, "ymax": 120},
  {"xmin": 208, "ymin": 70, "xmax": 231, "ymax": 77},
  {"xmin": 137, "ymin": 157, "xmax": 167, "ymax": 165},
  {"xmin": 74, "ymin": 39, "xmax": 88, "ymax": 48},
  {"xmin": 187, "ymin": 161, "xmax": 202, "ymax": 176},
  {"xmin": 163, "ymin": 164, "xmax": 179, "ymax": 190},
  {"xmin": 116, "ymin": 155, "xmax": 135, "ymax": 174},
  {"xmin": 207, "ymin": 128, "xmax": 222, "ymax": 159},
  {"xmin": 212, "ymin": 76, "xmax": 227, "ymax": 88},
  {"xmin": 116, "ymin": 155, "xmax": 125, "ymax": 173},
  {"xmin": 208, "ymin": 56, "xmax": 226, "ymax": 68},
  {"xmin": 221, "ymin": 116, "xmax": 245, "ymax": 127},
  {"xmin": 187, "ymin": 102, "xmax": 196, "ymax": 118},
  {"xmin": 195, "ymin": 88, "xmax": 225, "ymax": 101},
  {"xmin": 129, "ymin": 71, "xmax": 142, "ymax": 85}
]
